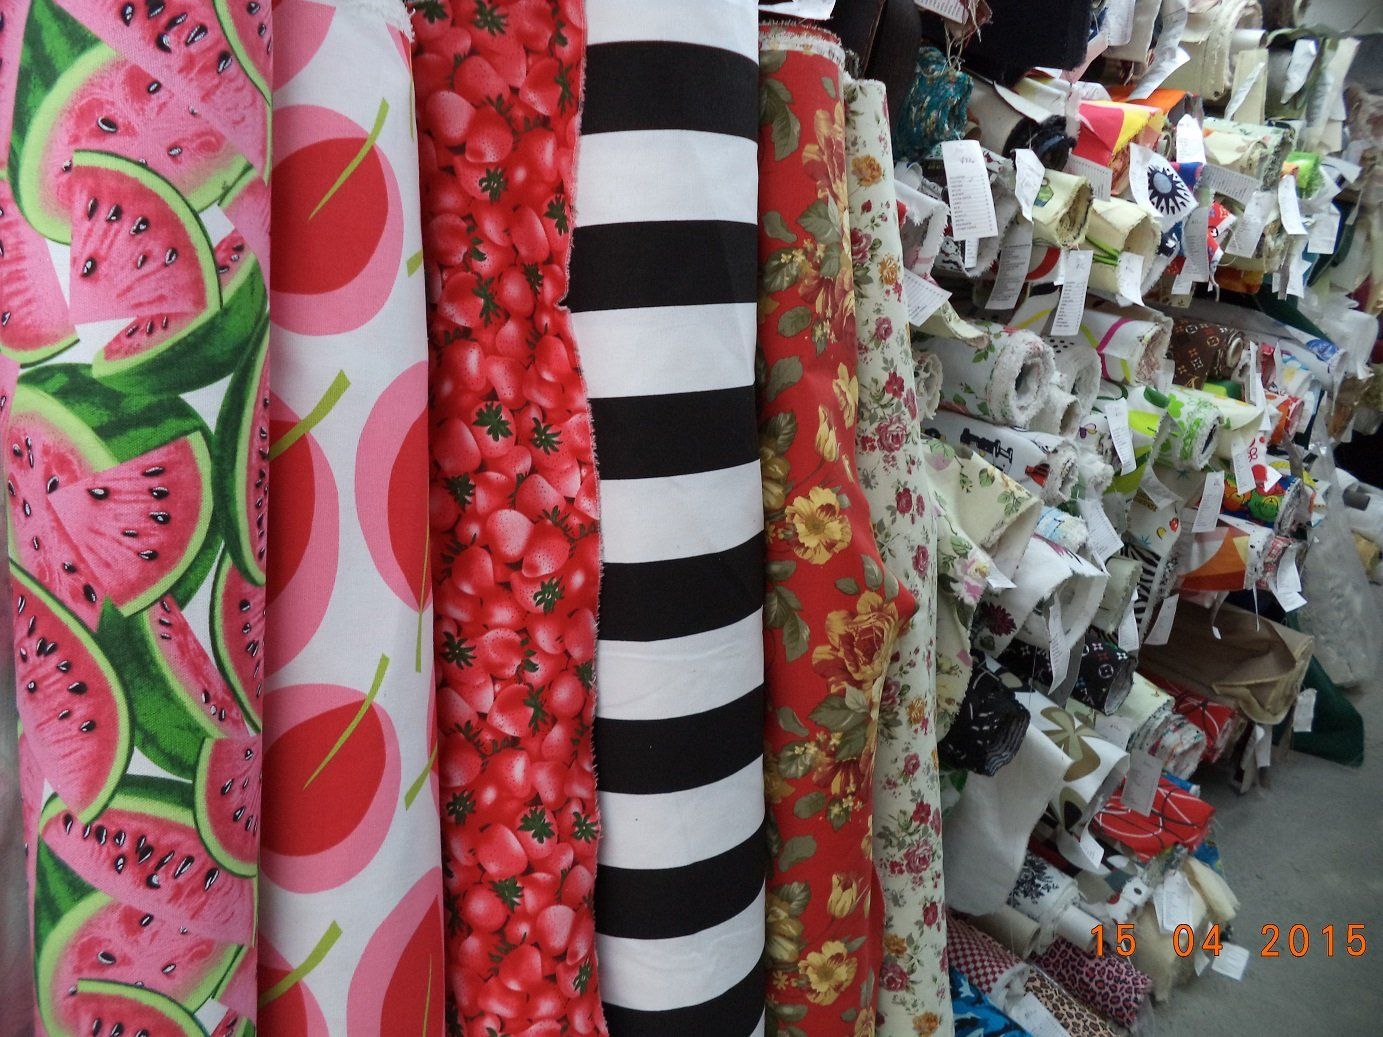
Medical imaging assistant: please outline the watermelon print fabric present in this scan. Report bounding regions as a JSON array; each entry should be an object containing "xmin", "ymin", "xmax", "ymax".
[
  {"xmin": 758, "ymin": 24, "xmax": 917, "ymax": 1035},
  {"xmin": 257, "ymin": 1, "xmax": 445, "ymax": 1032},
  {"xmin": 411, "ymin": 1, "xmax": 605, "ymax": 1033},
  {"xmin": 1, "ymin": 0, "xmax": 270, "ymax": 1027}
]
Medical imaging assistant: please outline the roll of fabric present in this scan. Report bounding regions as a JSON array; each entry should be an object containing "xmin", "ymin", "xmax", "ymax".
[
  {"xmin": 1015, "ymin": 691, "xmax": 1131, "ymax": 837},
  {"xmin": 1094, "ymin": 556, "xmax": 1141, "ymax": 631},
  {"xmin": 258, "ymin": 3, "xmax": 441, "ymax": 1029},
  {"xmin": 1001, "ymin": 629, "xmax": 1136, "ymax": 715},
  {"xmin": 943, "ymin": 720, "xmax": 1073, "ymax": 915},
  {"xmin": 845, "ymin": 76, "xmax": 952, "ymax": 1037},
  {"xmin": 759, "ymin": 27, "xmax": 913, "ymax": 1030},
  {"xmin": 1086, "ymin": 198, "xmax": 1161, "ymax": 301},
  {"xmin": 5, "ymin": 0, "xmax": 270, "ymax": 1023},
  {"xmin": 1075, "ymin": 448, "xmax": 1117, "ymax": 501},
  {"xmin": 1023, "ymin": 969, "xmax": 1120, "ymax": 1037},
  {"xmin": 1158, "ymin": 386, "xmax": 1223, "ymax": 470},
  {"xmin": 1035, "ymin": 507, "xmax": 1090, "ymax": 553},
  {"xmin": 970, "ymin": 905, "xmax": 1044, "ymax": 959},
  {"xmin": 1222, "ymin": 470, "xmax": 1307, "ymax": 532},
  {"xmin": 1012, "ymin": 296, "xmax": 1172, "ymax": 389},
  {"xmin": 1049, "ymin": 340, "xmax": 1103, "ymax": 415},
  {"xmin": 915, "ymin": 349, "xmax": 946, "ymax": 419},
  {"xmin": 1031, "ymin": 387, "xmax": 1082, "ymax": 437},
  {"xmin": 1032, "ymin": 168, "xmax": 1094, "ymax": 249},
  {"xmin": 938, "ymin": 665, "xmax": 1033, "ymax": 776},
  {"xmin": 1005, "ymin": 852, "xmax": 1080, "ymax": 953},
  {"xmin": 1177, "ymin": 522, "xmax": 1262, "ymax": 592},
  {"xmin": 1153, "ymin": 675, "xmax": 1248, "ymax": 764},
  {"xmin": 951, "ymin": 968, "xmax": 1035, "ymax": 1037},
  {"xmin": 1168, "ymin": 318, "xmax": 1250, "ymax": 389},
  {"xmin": 894, "ymin": 45, "xmax": 973, "ymax": 164},
  {"xmin": 1203, "ymin": 391, "xmax": 1266, "ymax": 461},
  {"xmin": 1112, "ymin": 672, "xmax": 1175, "ymax": 754},
  {"xmin": 572, "ymin": 3, "xmax": 766, "ymax": 1030},
  {"xmin": 1093, "ymin": 777, "xmax": 1215, "ymax": 862},
  {"xmin": 1072, "ymin": 101, "xmax": 1164, "ymax": 196},
  {"xmin": 926, "ymin": 412, "xmax": 1078, "ymax": 505},
  {"xmin": 926, "ymin": 327, "xmax": 1056, "ymax": 428},
  {"xmin": 1202, "ymin": 116, "xmax": 1296, "ymax": 189},
  {"xmin": 1034, "ymin": 938, "xmax": 1153, "ymax": 1030},
  {"xmin": 947, "ymin": 915, "xmax": 1032, "ymax": 1012},
  {"xmin": 967, "ymin": 78, "xmax": 1075, "ymax": 167},
  {"xmin": 1163, "ymin": 0, "xmax": 1265, "ymax": 103},
  {"xmin": 1150, "ymin": 713, "xmax": 1209, "ymax": 779},
  {"xmin": 973, "ymin": 536, "xmax": 1105, "ymax": 658}
]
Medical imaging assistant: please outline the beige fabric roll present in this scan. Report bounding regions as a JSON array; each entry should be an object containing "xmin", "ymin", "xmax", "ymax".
[
  {"xmin": 1084, "ymin": 198, "xmax": 1160, "ymax": 301},
  {"xmin": 1033, "ymin": 168, "xmax": 1094, "ymax": 249}
]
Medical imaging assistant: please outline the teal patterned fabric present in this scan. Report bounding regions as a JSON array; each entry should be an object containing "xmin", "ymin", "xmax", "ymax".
[{"xmin": 894, "ymin": 46, "xmax": 974, "ymax": 164}]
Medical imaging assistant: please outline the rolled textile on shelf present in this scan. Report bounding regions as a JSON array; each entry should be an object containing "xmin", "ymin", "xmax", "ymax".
[
  {"xmin": 973, "ymin": 536, "xmax": 1106, "ymax": 657},
  {"xmin": 1264, "ymin": 388, "xmax": 1306, "ymax": 444},
  {"xmin": 1155, "ymin": 676, "xmax": 1248, "ymax": 763},
  {"xmin": 967, "ymin": 77, "xmax": 1075, "ymax": 167},
  {"xmin": 1050, "ymin": 339, "xmax": 1103, "ymax": 415},
  {"xmin": 943, "ymin": 724, "xmax": 1073, "ymax": 914},
  {"xmin": 1150, "ymin": 713, "xmax": 1209, "ymax": 778},
  {"xmin": 1085, "ymin": 198, "xmax": 1162, "ymax": 301},
  {"xmin": 947, "ymin": 915, "xmax": 1033, "ymax": 1012},
  {"xmin": 1097, "ymin": 382, "xmax": 1174, "ymax": 463},
  {"xmin": 894, "ymin": 45, "xmax": 973, "ymax": 164},
  {"xmin": 916, "ymin": 349, "xmax": 945, "ymax": 418},
  {"xmin": 971, "ymin": 905, "xmax": 1045, "ymax": 959},
  {"xmin": 1094, "ymin": 556, "xmax": 1141, "ymax": 631},
  {"xmin": 1005, "ymin": 851, "xmax": 1083, "ymax": 954},
  {"xmin": 1121, "ymin": 491, "xmax": 1188, "ymax": 638},
  {"xmin": 1177, "ymin": 522, "xmax": 1266, "ymax": 592},
  {"xmin": 1168, "ymin": 317, "xmax": 1251, "ymax": 389},
  {"xmin": 1093, "ymin": 776, "xmax": 1215, "ymax": 862},
  {"xmin": 1032, "ymin": 386, "xmax": 1082, "ymax": 437},
  {"xmin": 846, "ymin": 76, "xmax": 952, "ymax": 1037},
  {"xmin": 758, "ymin": 26, "xmax": 908, "ymax": 1030},
  {"xmin": 925, "ymin": 327, "xmax": 1056, "ymax": 428},
  {"xmin": 938, "ymin": 666, "xmax": 1033, "ymax": 776},
  {"xmin": 1223, "ymin": 469, "xmax": 1308, "ymax": 532},
  {"xmin": 1034, "ymin": 937, "xmax": 1153, "ymax": 1030},
  {"xmin": 1033, "ymin": 168, "xmax": 1095, "ymax": 249},
  {"xmin": 1163, "ymin": 0, "xmax": 1265, "ymax": 103},
  {"xmin": 1023, "ymin": 969, "xmax": 1121, "ymax": 1037},
  {"xmin": 1015, "ymin": 690, "xmax": 1131, "ymax": 837},
  {"xmin": 1202, "ymin": 116, "xmax": 1297, "ymax": 189},
  {"xmin": 1071, "ymin": 101, "xmax": 1164, "ymax": 196},
  {"xmin": 926, "ymin": 412, "xmax": 1079, "ymax": 505},
  {"xmin": 1076, "ymin": 448, "xmax": 1117, "ymax": 500},
  {"xmin": 1203, "ymin": 390, "xmax": 1266, "ymax": 460},
  {"xmin": 1013, "ymin": 296, "xmax": 1172, "ymax": 388},
  {"xmin": 950, "ymin": 968, "xmax": 1034, "ymax": 1037},
  {"xmin": 1001, "ymin": 629, "xmax": 1136, "ymax": 715},
  {"xmin": 1035, "ymin": 507, "xmax": 1090, "ymax": 553},
  {"xmin": 1157, "ymin": 386, "xmax": 1223, "ymax": 470},
  {"xmin": 572, "ymin": 2, "xmax": 767, "ymax": 1029}
]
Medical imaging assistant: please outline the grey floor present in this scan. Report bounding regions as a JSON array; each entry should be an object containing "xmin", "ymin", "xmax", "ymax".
[{"xmin": 1154, "ymin": 659, "xmax": 1383, "ymax": 1032}]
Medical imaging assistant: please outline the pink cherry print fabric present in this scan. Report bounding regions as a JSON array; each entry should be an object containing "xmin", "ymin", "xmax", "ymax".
[{"xmin": 257, "ymin": 1, "xmax": 446, "ymax": 1032}]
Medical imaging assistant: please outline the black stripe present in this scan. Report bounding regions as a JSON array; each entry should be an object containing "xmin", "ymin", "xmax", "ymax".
[
  {"xmin": 567, "ymin": 221, "xmax": 757, "ymax": 313},
  {"xmin": 599, "ymin": 534, "xmax": 764, "ymax": 643},
  {"xmin": 589, "ymin": 385, "xmax": 758, "ymax": 481},
  {"xmin": 582, "ymin": 42, "xmax": 758, "ymax": 139},
  {"xmin": 601, "ymin": 959, "xmax": 765, "ymax": 1037},
  {"xmin": 594, "ymin": 684, "xmax": 765, "ymax": 795},
  {"xmin": 596, "ymin": 824, "xmax": 766, "ymax": 940}
]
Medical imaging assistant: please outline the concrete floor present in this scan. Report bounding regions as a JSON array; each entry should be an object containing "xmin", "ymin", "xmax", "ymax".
[{"xmin": 1153, "ymin": 669, "xmax": 1383, "ymax": 1032}]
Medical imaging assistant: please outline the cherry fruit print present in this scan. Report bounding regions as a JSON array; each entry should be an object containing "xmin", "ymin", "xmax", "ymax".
[{"xmin": 412, "ymin": 0, "xmax": 604, "ymax": 1032}]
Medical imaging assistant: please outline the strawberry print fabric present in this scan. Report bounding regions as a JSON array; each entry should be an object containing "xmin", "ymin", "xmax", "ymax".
[
  {"xmin": 257, "ymin": 1, "xmax": 445, "ymax": 1031},
  {"xmin": 842, "ymin": 77, "xmax": 951, "ymax": 1037},
  {"xmin": 412, "ymin": 1, "xmax": 605, "ymax": 1033},
  {"xmin": 1, "ymin": 0, "xmax": 270, "ymax": 1026},
  {"xmin": 758, "ymin": 25, "xmax": 916, "ymax": 1034}
]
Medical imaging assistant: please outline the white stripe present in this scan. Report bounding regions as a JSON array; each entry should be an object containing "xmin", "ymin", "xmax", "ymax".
[
  {"xmin": 574, "ymin": 302, "xmax": 755, "ymax": 398},
  {"xmin": 597, "ymin": 758, "xmax": 765, "ymax": 870},
  {"xmin": 596, "ymin": 888, "xmax": 766, "ymax": 1012},
  {"xmin": 586, "ymin": 0, "xmax": 758, "ymax": 57},
  {"xmin": 599, "ymin": 461, "xmax": 763, "ymax": 564},
  {"xmin": 575, "ymin": 132, "xmax": 758, "ymax": 227},
  {"xmin": 596, "ymin": 610, "xmax": 764, "ymax": 720}
]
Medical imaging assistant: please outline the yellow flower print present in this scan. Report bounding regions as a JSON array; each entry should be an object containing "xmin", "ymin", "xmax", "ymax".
[
  {"xmin": 787, "ymin": 486, "xmax": 853, "ymax": 564},
  {"xmin": 812, "ymin": 591, "xmax": 902, "ymax": 691},
  {"xmin": 913, "ymin": 1012, "xmax": 941, "ymax": 1035},
  {"xmin": 907, "ymin": 698, "xmax": 928, "ymax": 727},
  {"xmin": 884, "ymin": 932, "xmax": 908, "ymax": 957},
  {"xmin": 765, "ymin": 892, "xmax": 805, "ymax": 967},
  {"xmin": 833, "ymin": 363, "xmax": 858, "ymax": 428},
  {"xmin": 760, "ymin": 445, "xmax": 791, "ymax": 514},
  {"xmin": 801, "ymin": 940, "xmax": 858, "ymax": 1005},
  {"xmin": 851, "ymin": 154, "xmax": 883, "ymax": 187},
  {"xmin": 815, "ymin": 405, "xmax": 840, "ymax": 462},
  {"xmin": 826, "ymin": 873, "xmax": 861, "ymax": 918},
  {"xmin": 879, "ymin": 253, "xmax": 900, "ymax": 288},
  {"xmin": 854, "ymin": 1010, "xmax": 877, "ymax": 1037}
]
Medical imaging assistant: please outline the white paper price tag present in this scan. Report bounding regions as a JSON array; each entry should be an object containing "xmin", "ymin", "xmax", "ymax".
[
  {"xmin": 1122, "ymin": 750, "xmax": 1162, "ymax": 817},
  {"xmin": 1212, "ymin": 943, "xmax": 1252, "ymax": 980},
  {"xmin": 941, "ymin": 139, "xmax": 998, "ymax": 240},
  {"xmin": 1254, "ymin": 723, "xmax": 1274, "ymax": 768},
  {"xmin": 1176, "ymin": 115, "xmax": 1207, "ymax": 165},
  {"xmin": 1232, "ymin": 446, "xmax": 1254, "ymax": 494},
  {"xmin": 1051, "ymin": 251, "xmax": 1092, "ymax": 337},
  {"xmin": 1105, "ymin": 0, "xmax": 1135, "ymax": 46},
  {"xmin": 1104, "ymin": 398, "xmax": 1136, "ymax": 474},
  {"xmin": 1278, "ymin": 173, "xmax": 1307, "ymax": 235},
  {"xmin": 1144, "ymin": 593, "xmax": 1179, "ymax": 646},
  {"xmin": 1200, "ymin": 163, "xmax": 1258, "ymax": 205},
  {"xmin": 1117, "ymin": 598, "xmax": 1139, "ymax": 651},
  {"xmin": 1225, "ymin": 189, "xmax": 1276, "ymax": 257},
  {"xmin": 1307, "ymin": 207, "xmax": 1341, "ymax": 254},
  {"xmin": 1154, "ymin": 870, "xmax": 1196, "ymax": 933},
  {"xmin": 757, "ymin": 0, "xmax": 837, "ymax": 17},
  {"xmin": 1171, "ymin": 260, "xmax": 1196, "ymax": 298},
  {"xmin": 986, "ymin": 223, "xmax": 1033, "ymax": 311},
  {"xmin": 1066, "ymin": 154, "xmax": 1113, "ymax": 201},
  {"xmin": 1015, "ymin": 148, "xmax": 1045, "ymax": 220},
  {"xmin": 1079, "ymin": 499, "xmax": 1123, "ymax": 561},
  {"xmin": 1193, "ymin": 471, "xmax": 1225, "ymax": 531},
  {"xmin": 1183, "ymin": 206, "xmax": 1211, "ymax": 282},
  {"xmin": 1225, "ymin": 59, "xmax": 1264, "ymax": 119},
  {"xmin": 1094, "ymin": 712, "xmax": 1135, "ymax": 749},
  {"xmin": 1294, "ymin": 687, "xmax": 1317, "ymax": 733},
  {"xmin": 1008, "ymin": 994, "xmax": 1070, "ymax": 1037},
  {"xmin": 917, "ymin": 0, "xmax": 967, "ymax": 21},
  {"xmin": 1194, "ymin": 949, "xmax": 1212, "ymax": 975},
  {"xmin": 1281, "ymin": 38, "xmax": 1318, "ymax": 101},
  {"xmin": 1047, "ymin": 596, "xmax": 1071, "ymax": 686},
  {"xmin": 1116, "ymin": 252, "xmax": 1145, "ymax": 305},
  {"xmin": 902, "ymin": 268, "xmax": 951, "ymax": 326}
]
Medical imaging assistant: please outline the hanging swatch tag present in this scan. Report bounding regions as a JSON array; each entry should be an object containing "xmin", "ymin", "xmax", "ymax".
[
  {"xmin": 1183, "ymin": 206, "xmax": 1211, "ymax": 282},
  {"xmin": 1122, "ymin": 750, "xmax": 1162, "ymax": 817},
  {"xmin": 1117, "ymin": 598, "xmax": 1140, "ymax": 651},
  {"xmin": 1144, "ymin": 593, "xmax": 1179, "ymax": 646},
  {"xmin": 1226, "ymin": 189, "xmax": 1277, "ymax": 257},
  {"xmin": 1213, "ymin": 944, "xmax": 1252, "ymax": 981},
  {"xmin": 1104, "ymin": 398, "xmax": 1136, "ymax": 474},
  {"xmin": 1079, "ymin": 499, "xmax": 1123, "ymax": 561},
  {"xmin": 1154, "ymin": 870, "xmax": 1196, "ymax": 932},
  {"xmin": 902, "ymin": 268, "xmax": 951, "ymax": 326},
  {"xmin": 1278, "ymin": 174, "xmax": 1307, "ymax": 235},
  {"xmin": 1175, "ymin": 115, "xmax": 1207, "ymax": 165},
  {"xmin": 1232, "ymin": 445, "xmax": 1254, "ymax": 494},
  {"xmin": 1015, "ymin": 148, "xmax": 1045, "ymax": 220},
  {"xmin": 1170, "ymin": 261, "xmax": 1196, "ymax": 298},
  {"xmin": 986, "ymin": 221, "xmax": 1034, "ymax": 310},
  {"xmin": 1307, "ymin": 207, "xmax": 1341, "ymax": 254},
  {"xmin": 1193, "ymin": 471, "xmax": 1225, "ymax": 531},
  {"xmin": 1046, "ymin": 596, "xmax": 1070, "ymax": 687},
  {"xmin": 1226, "ymin": 57, "xmax": 1265, "ymax": 120},
  {"xmin": 941, "ymin": 140, "xmax": 998, "ymax": 240},
  {"xmin": 916, "ymin": 0, "xmax": 967, "ymax": 20},
  {"xmin": 1066, "ymin": 154, "xmax": 1113, "ymax": 201},
  {"xmin": 1281, "ymin": 38, "xmax": 1318, "ymax": 101},
  {"xmin": 1116, "ymin": 252, "xmax": 1145, "ymax": 305},
  {"xmin": 1051, "ymin": 251, "xmax": 1092, "ymax": 337},
  {"xmin": 1200, "ymin": 163, "xmax": 1258, "ymax": 205},
  {"xmin": 1294, "ymin": 687, "xmax": 1317, "ymax": 733}
]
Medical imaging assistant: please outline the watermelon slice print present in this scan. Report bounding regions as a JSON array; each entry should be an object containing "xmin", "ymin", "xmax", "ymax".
[{"xmin": 0, "ymin": 180, "xmax": 78, "ymax": 363}]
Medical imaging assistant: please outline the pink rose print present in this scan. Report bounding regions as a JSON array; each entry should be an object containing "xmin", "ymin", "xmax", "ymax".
[
  {"xmin": 897, "ymin": 488, "xmax": 913, "ymax": 514},
  {"xmin": 884, "ymin": 370, "xmax": 905, "ymax": 397},
  {"xmin": 912, "ymin": 544, "xmax": 930, "ymax": 579},
  {"xmin": 903, "ymin": 753, "xmax": 920, "ymax": 775},
  {"xmin": 876, "ymin": 416, "xmax": 908, "ymax": 453}
]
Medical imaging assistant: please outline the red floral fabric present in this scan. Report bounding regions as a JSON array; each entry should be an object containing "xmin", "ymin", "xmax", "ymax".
[
  {"xmin": 412, "ymin": 2, "xmax": 605, "ymax": 1034},
  {"xmin": 758, "ymin": 24, "xmax": 917, "ymax": 1034}
]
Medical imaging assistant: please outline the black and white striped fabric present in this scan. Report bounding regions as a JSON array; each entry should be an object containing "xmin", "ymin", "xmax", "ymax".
[{"xmin": 568, "ymin": 2, "xmax": 766, "ymax": 1034}]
